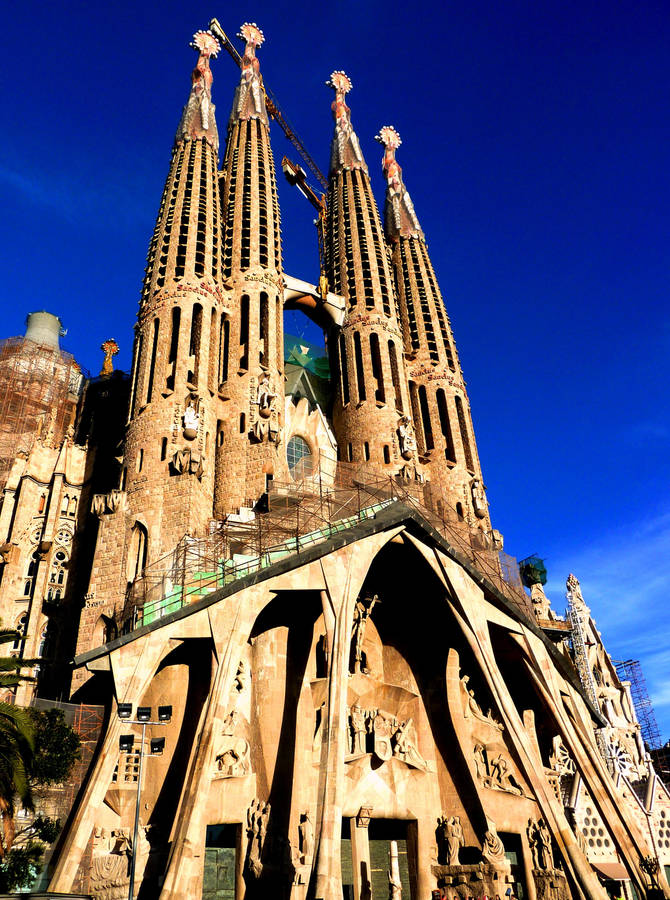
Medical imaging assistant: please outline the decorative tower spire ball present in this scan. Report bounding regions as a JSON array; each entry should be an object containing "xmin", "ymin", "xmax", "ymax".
[
  {"xmin": 326, "ymin": 70, "xmax": 353, "ymax": 94},
  {"xmin": 238, "ymin": 22, "xmax": 265, "ymax": 48},
  {"xmin": 233, "ymin": 22, "xmax": 268, "ymax": 123},
  {"xmin": 190, "ymin": 30, "xmax": 220, "ymax": 59},
  {"xmin": 327, "ymin": 71, "xmax": 365, "ymax": 174},
  {"xmin": 376, "ymin": 125, "xmax": 402, "ymax": 150}
]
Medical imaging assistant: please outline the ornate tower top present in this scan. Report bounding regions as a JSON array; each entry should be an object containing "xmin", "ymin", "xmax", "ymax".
[
  {"xmin": 231, "ymin": 22, "xmax": 269, "ymax": 126},
  {"xmin": 327, "ymin": 71, "xmax": 367, "ymax": 176},
  {"xmin": 177, "ymin": 30, "xmax": 221, "ymax": 150},
  {"xmin": 376, "ymin": 126, "xmax": 423, "ymax": 241}
]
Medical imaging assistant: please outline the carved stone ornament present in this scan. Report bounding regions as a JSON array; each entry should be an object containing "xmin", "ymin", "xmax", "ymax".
[
  {"xmin": 327, "ymin": 70, "xmax": 367, "ymax": 175},
  {"xmin": 170, "ymin": 448, "xmax": 204, "ymax": 478},
  {"xmin": 255, "ymin": 372, "xmax": 277, "ymax": 419},
  {"xmin": 474, "ymin": 744, "xmax": 525, "ymax": 796},
  {"xmin": 91, "ymin": 490, "xmax": 128, "ymax": 517},
  {"xmin": 346, "ymin": 705, "xmax": 428, "ymax": 770},
  {"xmin": 351, "ymin": 593, "xmax": 378, "ymax": 674},
  {"xmin": 298, "ymin": 812, "xmax": 314, "ymax": 863},
  {"xmin": 459, "ymin": 671, "xmax": 504, "ymax": 731},
  {"xmin": 436, "ymin": 815, "xmax": 465, "ymax": 866},
  {"xmin": 481, "ymin": 817, "xmax": 507, "ymax": 868},
  {"xmin": 234, "ymin": 659, "xmax": 250, "ymax": 693},
  {"xmin": 527, "ymin": 818, "xmax": 554, "ymax": 871},
  {"xmin": 182, "ymin": 400, "xmax": 200, "ymax": 440},
  {"xmin": 375, "ymin": 125, "xmax": 423, "ymax": 241},
  {"xmin": 90, "ymin": 827, "xmax": 132, "ymax": 899},
  {"xmin": 234, "ymin": 23, "xmax": 268, "ymax": 125},
  {"xmin": 470, "ymin": 478, "xmax": 487, "ymax": 519},
  {"xmin": 245, "ymin": 798, "xmax": 271, "ymax": 879},
  {"xmin": 397, "ymin": 415, "xmax": 417, "ymax": 460},
  {"xmin": 548, "ymin": 735, "xmax": 576, "ymax": 777}
]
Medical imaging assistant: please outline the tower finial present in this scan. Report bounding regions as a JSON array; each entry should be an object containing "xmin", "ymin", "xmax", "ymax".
[
  {"xmin": 231, "ymin": 22, "xmax": 268, "ymax": 125},
  {"xmin": 177, "ymin": 29, "xmax": 220, "ymax": 149},
  {"xmin": 375, "ymin": 126, "xmax": 423, "ymax": 240},
  {"xmin": 327, "ymin": 71, "xmax": 367, "ymax": 176}
]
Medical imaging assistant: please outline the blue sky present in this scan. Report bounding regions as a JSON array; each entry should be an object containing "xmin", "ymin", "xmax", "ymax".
[{"xmin": 2, "ymin": 1, "xmax": 668, "ymax": 736}]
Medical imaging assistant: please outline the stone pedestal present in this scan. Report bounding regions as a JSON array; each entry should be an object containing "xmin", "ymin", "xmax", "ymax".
[
  {"xmin": 531, "ymin": 868, "xmax": 571, "ymax": 900},
  {"xmin": 431, "ymin": 862, "xmax": 512, "ymax": 897}
]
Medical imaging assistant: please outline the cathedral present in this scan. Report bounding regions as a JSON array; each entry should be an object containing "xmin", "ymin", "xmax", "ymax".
[{"xmin": 0, "ymin": 21, "xmax": 669, "ymax": 900}]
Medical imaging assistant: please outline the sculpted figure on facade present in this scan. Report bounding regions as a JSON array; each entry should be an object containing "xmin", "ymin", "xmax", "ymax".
[
  {"xmin": 351, "ymin": 593, "xmax": 378, "ymax": 674},
  {"xmin": 100, "ymin": 338, "xmax": 119, "ymax": 377},
  {"xmin": 470, "ymin": 478, "xmax": 487, "ymax": 519},
  {"xmin": 474, "ymin": 742, "xmax": 488, "ymax": 778},
  {"xmin": 437, "ymin": 815, "xmax": 464, "ymax": 865},
  {"xmin": 527, "ymin": 818, "xmax": 554, "ymax": 871},
  {"xmin": 489, "ymin": 753, "xmax": 523, "ymax": 795},
  {"xmin": 481, "ymin": 817, "xmax": 507, "ymax": 868},
  {"xmin": 298, "ymin": 812, "xmax": 314, "ymax": 863},
  {"xmin": 388, "ymin": 840, "xmax": 403, "ymax": 900},
  {"xmin": 460, "ymin": 672, "xmax": 503, "ymax": 730},
  {"xmin": 90, "ymin": 827, "xmax": 132, "ymax": 899},
  {"xmin": 397, "ymin": 415, "xmax": 417, "ymax": 460},
  {"xmin": 235, "ymin": 659, "xmax": 250, "ymax": 693},
  {"xmin": 373, "ymin": 711, "xmax": 394, "ymax": 761},
  {"xmin": 327, "ymin": 71, "xmax": 365, "ymax": 173},
  {"xmin": 235, "ymin": 23, "xmax": 267, "ymax": 123},
  {"xmin": 256, "ymin": 372, "xmax": 277, "ymax": 418},
  {"xmin": 246, "ymin": 798, "xmax": 271, "ymax": 878},
  {"xmin": 392, "ymin": 717, "xmax": 426, "ymax": 769},
  {"xmin": 182, "ymin": 400, "xmax": 200, "ymax": 439},
  {"xmin": 350, "ymin": 704, "xmax": 368, "ymax": 755},
  {"xmin": 215, "ymin": 711, "xmax": 250, "ymax": 777}
]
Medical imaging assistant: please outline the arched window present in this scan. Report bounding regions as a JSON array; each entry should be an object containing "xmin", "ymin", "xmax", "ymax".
[
  {"xmin": 38, "ymin": 626, "xmax": 49, "ymax": 657},
  {"xmin": 127, "ymin": 523, "xmax": 148, "ymax": 583},
  {"xmin": 287, "ymin": 436, "xmax": 314, "ymax": 481},
  {"xmin": 61, "ymin": 494, "xmax": 69, "ymax": 514},
  {"xmin": 38, "ymin": 493, "xmax": 46, "ymax": 514},
  {"xmin": 12, "ymin": 614, "xmax": 28, "ymax": 652},
  {"xmin": 68, "ymin": 495, "xmax": 77, "ymax": 517}
]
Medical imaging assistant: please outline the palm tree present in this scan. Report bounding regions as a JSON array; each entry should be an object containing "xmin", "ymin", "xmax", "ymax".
[{"xmin": 0, "ymin": 629, "xmax": 39, "ymax": 858}]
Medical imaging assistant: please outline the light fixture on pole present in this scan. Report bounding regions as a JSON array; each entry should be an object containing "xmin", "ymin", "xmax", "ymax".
[{"xmin": 117, "ymin": 702, "xmax": 171, "ymax": 900}]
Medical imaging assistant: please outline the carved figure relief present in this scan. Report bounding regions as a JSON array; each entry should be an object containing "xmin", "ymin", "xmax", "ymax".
[
  {"xmin": 246, "ymin": 798, "xmax": 271, "ymax": 878},
  {"xmin": 474, "ymin": 744, "xmax": 525, "ymax": 796},
  {"xmin": 235, "ymin": 659, "xmax": 250, "ymax": 693},
  {"xmin": 346, "ymin": 706, "xmax": 428, "ymax": 770},
  {"xmin": 90, "ymin": 827, "xmax": 132, "ymax": 899},
  {"xmin": 481, "ymin": 817, "xmax": 507, "ymax": 868},
  {"xmin": 182, "ymin": 400, "xmax": 200, "ymax": 440},
  {"xmin": 527, "ymin": 818, "xmax": 554, "ymax": 871},
  {"xmin": 470, "ymin": 478, "xmax": 487, "ymax": 519},
  {"xmin": 350, "ymin": 593, "xmax": 378, "ymax": 674},
  {"xmin": 388, "ymin": 840, "xmax": 403, "ymax": 900},
  {"xmin": 298, "ymin": 812, "xmax": 314, "ymax": 863},
  {"xmin": 255, "ymin": 372, "xmax": 277, "ymax": 418},
  {"xmin": 214, "ymin": 710, "xmax": 250, "ymax": 777},
  {"xmin": 548, "ymin": 735, "xmax": 576, "ymax": 778},
  {"xmin": 397, "ymin": 415, "xmax": 417, "ymax": 460},
  {"xmin": 460, "ymin": 672, "xmax": 504, "ymax": 731},
  {"xmin": 436, "ymin": 816, "xmax": 464, "ymax": 866}
]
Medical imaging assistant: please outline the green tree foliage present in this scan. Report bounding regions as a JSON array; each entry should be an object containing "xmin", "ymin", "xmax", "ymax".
[
  {"xmin": 29, "ymin": 707, "xmax": 81, "ymax": 786},
  {"xmin": 0, "ymin": 841, "xmax": 43, "ymax": 892}
]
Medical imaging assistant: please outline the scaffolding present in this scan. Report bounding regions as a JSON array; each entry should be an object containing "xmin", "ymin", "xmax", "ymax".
[
  {"xmin": 119, "ymin": 459, "xmax": 533, "ymax": 634},
  {"xmin": 614, "ymin": 658, "xmax": 663, "ymax": 750},
  {"xmin": 0, "ymin": 336, "xmax": 85, "ymax": 488}
]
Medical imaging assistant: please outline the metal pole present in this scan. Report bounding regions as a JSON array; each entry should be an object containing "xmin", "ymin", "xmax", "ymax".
[{"xmin": 128, "ymin": 721, "xmax": 146, "ymax": 900}]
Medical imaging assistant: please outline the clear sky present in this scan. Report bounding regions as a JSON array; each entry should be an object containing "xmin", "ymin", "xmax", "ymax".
[{"xmin": 2, "ymin": 1, "xmax": 669, "ymax": 737}]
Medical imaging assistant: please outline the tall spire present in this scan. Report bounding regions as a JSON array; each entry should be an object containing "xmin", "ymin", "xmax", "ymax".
[
  {"xmin": 377, "ymin": 126, "xmax": 490, "ymax": 532},
  {"xmin": 324, "ymin": 75, "xmax": 419, "ymax": 484},
  {"xmin": 327, "ymin": 71, "xmax": 367, "ymax": 176},
  {"xmin": 214, "ymin": 23, "xmax": 286, "ymax": 515},
  {"xmin": 177, "ymin": 30, "xmax": 221, "ymax": 150},
  {"xmin": 376, "ymin": 126, "xmax": 422, "ymax": 240},
  {"xmin": 230, "ymin": 23, "xmax": 269, "ymax": 127}
]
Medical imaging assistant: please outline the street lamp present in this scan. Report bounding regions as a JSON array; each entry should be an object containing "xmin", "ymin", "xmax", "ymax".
[{"xmin": 117, "ymin": 702, "xmax": 172, "ymax": 900}]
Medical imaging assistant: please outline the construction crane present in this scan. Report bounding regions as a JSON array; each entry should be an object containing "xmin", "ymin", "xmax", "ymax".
[{"xmin": 208, "ymin": 18, "xmax": 328, "ymax": 192}]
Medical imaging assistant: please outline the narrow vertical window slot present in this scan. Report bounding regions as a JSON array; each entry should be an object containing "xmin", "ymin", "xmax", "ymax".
[
  {"xmin": 145, "ymin": 318, "xmax": 159, "ymax": 404},
  {"xmin": 239, "ymin": 295, "xmax": 249, "ymax": 371},
  {"xmin": 188, "ymin": 304, "xmax": 203, "ymax": 387},
  {"xmin": 455, "ymin": 395, "xmax": 474, "ymax": 471},
  {"xmin": 388, "ymin": 340, "xmax": 403, "ymax": 413},
  {"xmin": 259, "ymin": 292, "xmax": 269, "ymax": 367},
  {"xmin": 436, "ymin": 389, "xmax": 456, "ymax": 463},
  {"xmin": 353, "ymin": 332, "xmax": 366, "ymax": 402},
  {"xmin": 369, "ymin": 333, "xmax": 385, "ymax": 404},
  {"xmin": 418, "ymin": 384, "xmax": 434, "ymax": 451},
  {"xmin": 339, "ymin": 332, "xmax": 350, "ymax": 404}
]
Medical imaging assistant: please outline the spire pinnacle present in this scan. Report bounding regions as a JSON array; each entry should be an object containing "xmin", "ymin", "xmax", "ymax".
[
  {"xmin": 327, "ymin": 71, "xmax": 367, "ymax": 176},
  {"xmin": 231, "ymin": 22, "xmax": 269, "ymax": 126},
  {"xmin": 177, "ymin": 30, "xmax": 220, "ymax": 150},
  {"xmin": 376, "ymin": 126, "xmax": 423, "ymax": 240}
]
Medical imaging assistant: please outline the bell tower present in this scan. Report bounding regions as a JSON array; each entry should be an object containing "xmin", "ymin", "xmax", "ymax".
[
  {"xmin": 323, "ymin": 73, "xmax": 418, "ymax": 481},
  {"xmin": 75, "ymin": 32, "xmax": 228, "ymax": 658},
  {"xmin": 377, "ymin": 126, "xmax": 490, "ymax": 527},
  {"xmin": 214, "ymin": 23, "xmax": 287, "ymax": 515}
]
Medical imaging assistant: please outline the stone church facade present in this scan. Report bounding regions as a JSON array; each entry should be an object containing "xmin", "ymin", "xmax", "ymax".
[{"xmin": 0, "ymin": 22, "xmax": 668, "ymax": 900}]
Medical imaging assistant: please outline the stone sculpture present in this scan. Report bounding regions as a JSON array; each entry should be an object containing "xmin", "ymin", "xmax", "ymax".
[
  {"xmin": 460, "ymin": 672, "xmax": 503, "ymax": 730},
  {"xmin": 392, "ymin": 718, "xmax": 426, "ymax": 768},
  {"xmin": 350, "ymin": 705, "xmax": 368, "ymax": 755},
  {"xmin": 246, "ymin": 798, "xmax": 271, "ymax": 878},
  {"xmin": 397, "ymin": 415, "xmax": 417, "ymax": 459},
  {"xmin": 470, "ymin": 478, "xmax": 487, "ymax": 519},
  {"xmin": 481, "ymin": 817, "xmax": 506, "ymax": 867},
  {"xmin": 299, "ymin": 812, "xmax": 314, "ymax": 863},
  {"xmin": 235, "ymin": 659, "xmax": 250, "ymax": 693},
  {"xmin": 388, "ymin": 840, "xmax": 403, "ymax": 900},
  {"xmin": 527, "ymin": 818, "xmax": 554, "ymax": 871},
  {"xmin": 351, "ymin": 593, "xmax": 378, "ymax": 674},
  {"xmin": 436, "ymin": 815, "xmax": 464, "ymax": 865},
  {"xmin": 256, "ymin": 372, "xmax": 277, "ymax": 418},
  {"xmin": 182, "ymin": 401, "xmax": 200, "ymax": 439}
]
